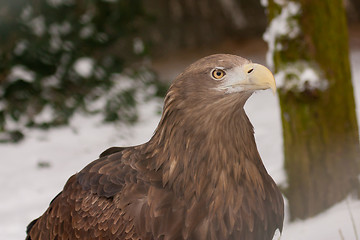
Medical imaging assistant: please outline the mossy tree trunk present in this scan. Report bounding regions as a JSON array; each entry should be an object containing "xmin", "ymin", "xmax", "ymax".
[{"xmin": 265, "ymin": 0, "xmax": 360, "ymax": 220}]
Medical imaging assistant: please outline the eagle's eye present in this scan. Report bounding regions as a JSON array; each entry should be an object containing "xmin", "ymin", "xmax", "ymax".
[{"xmin": 211, "ymin": 69, "xmax": 226, "ymax": 80}]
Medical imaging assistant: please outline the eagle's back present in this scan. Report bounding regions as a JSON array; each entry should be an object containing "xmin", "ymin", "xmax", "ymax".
[
  {"xmin": 26, "ymin": 146, "xmax": 191, "ymax": 240},
  {"xmin": 27, "ymin": 145, "xmax": 283, "ymax": 240}
]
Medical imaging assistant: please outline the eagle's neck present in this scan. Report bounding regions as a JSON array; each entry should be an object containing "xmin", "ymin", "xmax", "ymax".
[
  {"xmin": 142, "ymin": 90, "xmax": 283, "ymax": 239},
  {"xmin": 148, "ymin": 92, "xmax": 266, "ymax": 196}
]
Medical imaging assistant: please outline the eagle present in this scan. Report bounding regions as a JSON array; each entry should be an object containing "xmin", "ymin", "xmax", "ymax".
[{"xmin": 26, "ymin": 54, "xmax": 284, "ymax": 240}]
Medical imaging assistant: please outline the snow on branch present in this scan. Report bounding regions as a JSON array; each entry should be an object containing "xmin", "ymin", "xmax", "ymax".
[
  {"xmin": 263, "ymin": 1, "xmax": 301, "ymax": 69},
  {"xmin": 262, "ymin": 1, "xmax": 328, "ymax": 92},
  {"xmin": 275, "ymin": 61, "xmax": 328, "ymax": 92}
]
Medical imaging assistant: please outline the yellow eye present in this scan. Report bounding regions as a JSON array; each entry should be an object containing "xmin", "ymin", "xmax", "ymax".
[{"xmin": 211, "ymin": 69, "xmax": 226, "ymax": 79}]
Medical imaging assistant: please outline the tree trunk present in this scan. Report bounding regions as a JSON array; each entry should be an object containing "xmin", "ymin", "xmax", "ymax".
[{"xmin": 264, "ymin": 0, "xmax": 360, "ymax": 220}]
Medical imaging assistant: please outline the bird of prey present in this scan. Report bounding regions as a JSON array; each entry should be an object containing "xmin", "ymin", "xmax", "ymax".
[{"xmin": 26, "ymin": 54, "xmax": 284, "ymax": 240}]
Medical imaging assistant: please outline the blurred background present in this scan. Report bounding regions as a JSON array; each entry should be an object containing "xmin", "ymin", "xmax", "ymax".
[
  {"xmin": 0, "ymin": 0, "xmax": 359, "ymax": 141},
  {"xmin": 1, "ymin": 0, "xmax": 360, "ymax": 239}
]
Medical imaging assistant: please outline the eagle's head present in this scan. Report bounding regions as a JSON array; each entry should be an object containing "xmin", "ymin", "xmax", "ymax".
[
  {"xmin": 166, "ymin": 54, "xmax": 276, "ymax": 114},
  {"xmin": 175, "ymin": 54, "xmax": 275, "ymax": 93}
]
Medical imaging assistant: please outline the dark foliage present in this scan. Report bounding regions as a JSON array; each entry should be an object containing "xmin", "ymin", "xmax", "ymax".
[{"xmin": 0, "ymin": 0, "xmax": 166, "ymax": 142}]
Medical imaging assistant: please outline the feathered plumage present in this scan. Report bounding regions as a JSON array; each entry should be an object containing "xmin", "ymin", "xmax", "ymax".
[{"xmin": 27, "ymin": 54, "xmax": 284, "ymax": 240}]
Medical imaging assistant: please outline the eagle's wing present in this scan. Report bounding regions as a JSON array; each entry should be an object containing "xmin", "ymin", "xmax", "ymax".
[{"xmin": 26, "ymin": 146, "xmax": 184, "ymax": 240}]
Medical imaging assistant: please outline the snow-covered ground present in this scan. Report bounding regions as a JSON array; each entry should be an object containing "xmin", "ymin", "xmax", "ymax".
[{"xmin": 1, "ymin": 51, "xmax": 359, "ymax": 240}]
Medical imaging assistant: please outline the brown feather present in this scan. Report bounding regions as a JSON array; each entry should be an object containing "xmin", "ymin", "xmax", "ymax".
[{"xmin": 27, "ymin": 54, "xmax": 284, "ymax": 240}]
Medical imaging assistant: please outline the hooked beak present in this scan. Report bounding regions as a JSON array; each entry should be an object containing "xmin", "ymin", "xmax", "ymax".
[{"xmin": 241, "ymin": 63, "xmax": 276, "ymax": 94}]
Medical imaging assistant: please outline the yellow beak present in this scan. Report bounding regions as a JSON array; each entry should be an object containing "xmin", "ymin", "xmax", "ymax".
[{"xmin": 242, "ymin": 63, "xmax": 276, "ymax": 94}]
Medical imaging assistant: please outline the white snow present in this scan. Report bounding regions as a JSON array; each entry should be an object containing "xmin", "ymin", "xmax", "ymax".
[
  {"xmin": 47, "ymin": 0, "xmax": 74, "ymax": 7},
  {"xmin": 262, "ymin": 1, "xmax": 330, "ymax": 92},
  {"xmin": 263, "ymin": 1, "xmax": 301, "ymax": 69},
  {"xmin": 8, "ymin": 65, "xmax": 36, "ymax": 82},
  {"xmin": 85, "ymin": 71, "xmax": 157, "ymax": 114},
  {"xmin": 260, "ymin": 0, "xmax": 268, "ymax": 7},
  {"xmin": 26, "ymin": 16, "xmax": 46, "ymax": 37},
  {"xmin": 0, "ymin": 51, "xmax": 360, "ymax": 240},
  {"xmin": 73, "ymin": 57, "xmax": 94, "ymax": 78},
  {"xmin": 133, "ymin": 37, "xmax": 145, "ymax": 55},
  {"xmin": 274, "ymin": 61, "xmax": 328, "ymax": 91},
  {"xmin": 49, "ymin": 22, "xmax": 72, "ymax": 36},
  {"xmin": 33, "ymin": 105, "xmax": 57, "ymax": 124},
  {"xmin": 80, "ymin": 24, "xmax": 95, "ymax": 39},
  {"xmin": 13, "ymin": 40, "xmax": 28, "ymax": 56}
]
